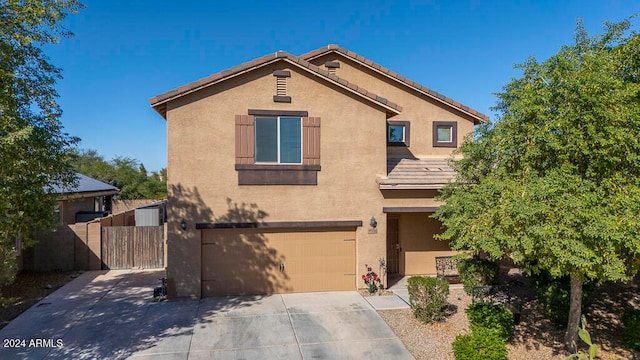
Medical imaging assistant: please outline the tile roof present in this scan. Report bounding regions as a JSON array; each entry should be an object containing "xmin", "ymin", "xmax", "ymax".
[
  {"xmin": 149, "ymin": 51, "xmax": 403, "ymax": 119},
  {"xmin": 50, "ymin": 173, "xmax": 119, "ymax": 195},
  {"xmin": 301, "ymin": 45, "xmax": 489, "ymax": 124},
  {"xmin": 378, "ymin": 157, "xmax": 457, "ymax": 189}
]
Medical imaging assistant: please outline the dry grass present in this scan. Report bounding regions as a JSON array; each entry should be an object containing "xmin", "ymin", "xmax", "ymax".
[{"xmin": 379, "ymin": 270, "xmax": 640, "ymax": 360}]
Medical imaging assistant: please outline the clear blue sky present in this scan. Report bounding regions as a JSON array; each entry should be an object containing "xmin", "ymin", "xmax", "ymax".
[{"xmin": 46, "ymin": 0, "xmax": 640, "ymax": 172}]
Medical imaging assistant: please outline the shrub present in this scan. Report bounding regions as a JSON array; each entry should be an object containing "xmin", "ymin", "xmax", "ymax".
[
  {"xmin": 407, "ymin": 276, "xmax": 449, "ymax": 323},
  {"xmin": 466, "ymin": 302, "xmax": 514, "ymax": 340},
  {"xmin": 622, "ymin": 307, "xmax": 640, "ymax": 352},
  {"xmin": 457, "ymin": 258, "xmax": 499, "ymax": 295},
  {"xmin": 528, "ymin": 270, "xmax": 595, "ymax": 327},
  {"xmin": 452, "ymin": 328, "xmax": 508, "ymax": 360}
]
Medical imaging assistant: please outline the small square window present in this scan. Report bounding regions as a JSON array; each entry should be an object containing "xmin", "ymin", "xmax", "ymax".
[
  {"xmin": 387, "ymin": 121, "xmax": 410, "ymax": 146},
  {"xmin": 437, "ymin": 126, "xmax": 452, "ymax": 142},
  {"xmin": 389, "ymin": 125, "xmax": 405, "ymax": 142},
  {"xmin": 433, "ymin": 121, "xmax": 457, "ymax": 148}
]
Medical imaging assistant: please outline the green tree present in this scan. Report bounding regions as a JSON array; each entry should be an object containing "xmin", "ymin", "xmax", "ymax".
[
  {"xmin": 71, "ymin": 149, "xmax": 167, "ymax": 199},
  {"xmin": 434, "ymin": 18, "xmax": 640, "ymax": 351},
  {"xmin": 71, "ymin": 148, "xmax": 114, "ymax": 183},
  {"xmin": 0, "ymin": 0, "xmax": 83, "ymax": 286}
]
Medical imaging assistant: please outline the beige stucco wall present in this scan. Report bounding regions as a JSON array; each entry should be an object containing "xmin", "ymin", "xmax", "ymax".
[
  {"xmin": 397, "ymin": 212, "xmax": 456, "ymax": 275},
  {"xmin": 381, "ymin": 189, "xmax": 446, "ymax": 208},
  {"xmin": 309, "ymin": 54, "xmax": 476, "ymax": 158},
  {"xmin": 165, "ymin": 61, "xmax": 391, "ymax": 297}
]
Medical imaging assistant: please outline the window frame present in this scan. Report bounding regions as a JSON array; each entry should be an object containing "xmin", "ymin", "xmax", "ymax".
[
  {"xmin": 387, "ymin": 120, "xmax": 411, "ymax": 147},
  {"xmin": 254, "ymin": 115, "xmax": 303, "ymax": 165},
  {"xmin": 433, "ymin": 121, "xmax": 457, "ymax": 148}
]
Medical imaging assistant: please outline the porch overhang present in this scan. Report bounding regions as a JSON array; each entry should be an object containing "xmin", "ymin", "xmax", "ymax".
[
  {"xmin": 378, "ymin": 157, "xmax": 456, "ymax": 190},
  {"xmin": 383, "ymin": 206, "xmax": 439, "ymax": 213}
]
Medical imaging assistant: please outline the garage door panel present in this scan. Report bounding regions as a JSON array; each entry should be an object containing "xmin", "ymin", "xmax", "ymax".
[
  {"xmin": 202, "ymin": 229, "xmax": 355, "ymax": 296},
  {"xmin": 202, "ymin": 234, "xmax": 289, "ymax": 296}
]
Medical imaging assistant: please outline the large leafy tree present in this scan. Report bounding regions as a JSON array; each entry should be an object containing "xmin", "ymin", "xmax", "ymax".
[
  {"xmin": 435, "ymin": 18, "xmax": 640, "ymax": 351},
  {"xmin": 0, "ymin": 0, "xmax": 82, "ymax": 284}
]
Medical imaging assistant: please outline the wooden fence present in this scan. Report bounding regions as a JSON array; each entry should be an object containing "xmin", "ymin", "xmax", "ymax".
[{"xmin": 102, "ymin": 226, "xmax": 164, "ymax": 269}]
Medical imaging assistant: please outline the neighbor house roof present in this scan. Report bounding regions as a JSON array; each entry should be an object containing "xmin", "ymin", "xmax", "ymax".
[
  {"xmin": 378, "ymin": 157, "xmax": 457, "ymax": 190},
  {"xmin": 149, "ymin": 51, "xmax": 403, "ymax": 119},
  {"xmin": 301, "ymin": 44, "xmax": 489, "ymax": 124},
  {"xmin": 51, "ymin": 173, "xmax": 119, "ymax": 198}
]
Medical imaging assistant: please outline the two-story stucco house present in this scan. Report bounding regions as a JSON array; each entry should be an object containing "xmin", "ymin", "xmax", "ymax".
[{"xmin": 149, "ymin": 45, "xmax": 488, "ymax": 298}]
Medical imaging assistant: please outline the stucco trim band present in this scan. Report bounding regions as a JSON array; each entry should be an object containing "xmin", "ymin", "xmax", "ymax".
[
  {"xmin": 236, "ymin": 164, "xmax": 321, "ymax": 185},
  {"xmin": 196, "ymin": 220, "xmax": 363, "ymax": 229}
]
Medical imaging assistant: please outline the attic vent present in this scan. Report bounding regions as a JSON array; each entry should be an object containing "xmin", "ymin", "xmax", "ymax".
[
  {"xmin": 272, "ymin": 70, "xmax": 291, "ymax": 103},
  {"xmin": 325, "ymin": 61, "xmax": 340, "ymax": 75},
  {"xmin": 276, "ymin": 77, "xmax": 286, "ymax": 96}
]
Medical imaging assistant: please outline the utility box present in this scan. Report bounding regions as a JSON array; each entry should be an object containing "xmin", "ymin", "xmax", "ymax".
[{"xmin": 135, "ymin": 208, "xmax": 161, "ymax": 226}]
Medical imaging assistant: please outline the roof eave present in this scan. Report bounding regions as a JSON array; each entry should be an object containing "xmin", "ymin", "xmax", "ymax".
[
  {"xmin": 301, "ymin": 46, "xmax": 489, "ymax": 124},
  {"xmin": 149, "ymin": 54, "xmax": 403, "ymax": 118},
  {"xmin": 58, "ymin": 189, "xmax": 120, "ymax": 200},
  {"xmin": 149, "ymin": 56, "xmax": 285, "ymax": 119}
]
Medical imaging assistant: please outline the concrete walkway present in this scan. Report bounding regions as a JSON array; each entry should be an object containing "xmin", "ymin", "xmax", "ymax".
[
  {"xmin": 0, "ymin": 270, "xmax": 414, "ymax": 359},
  {"xmin": 364, "ymin": 275, "xmax": 464, "ymax": 310}
]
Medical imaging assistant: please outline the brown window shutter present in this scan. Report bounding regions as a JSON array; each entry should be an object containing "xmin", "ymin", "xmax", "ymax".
[
  {"xmin": 235, "ymin": 115, "xmax": 255, "ymax": 164},
  {"xmin": 303, "ymin": 117, "xmax": 320, "ymax": 165}
]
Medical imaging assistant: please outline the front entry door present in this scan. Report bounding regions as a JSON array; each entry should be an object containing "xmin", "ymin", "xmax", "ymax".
[{"xmin": 386, "ymin": 216, "xmax": 400, "ymax": 274}]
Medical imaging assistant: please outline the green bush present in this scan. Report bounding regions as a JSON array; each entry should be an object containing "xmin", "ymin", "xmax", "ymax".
[
  {"xmin": 622, "ymin": 307, "xmax": 640, "ymax": 352},
  {"xmin": 529, "ymin": 270, "xmax": 595, "ymax": 327},
  {"xmin": 457, "ymin": 258, "xmax": 499, "ymax": 294},
  {"xmin": 407, "ymin": 276, "xmax": 449, "ymax": 323},
  {"xmin": 466, "ymin": 302, "xmax": 514, "ymax": 340},
  {"xmin": 452, "ymin": 328, "xmax": 508, "ymax": 360}
]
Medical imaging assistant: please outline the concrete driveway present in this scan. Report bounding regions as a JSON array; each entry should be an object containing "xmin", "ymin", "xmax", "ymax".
[{"xmin": 0, "ymin": 270, "xmax": 413, "ymax": 359}]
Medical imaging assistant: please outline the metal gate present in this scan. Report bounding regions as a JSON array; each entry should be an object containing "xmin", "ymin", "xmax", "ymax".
[{"xmin": 101, "ymin": 226, "xmax": 164, "ymax": 269}]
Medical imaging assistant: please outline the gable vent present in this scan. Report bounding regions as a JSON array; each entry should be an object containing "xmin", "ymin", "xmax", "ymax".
[
  {"xmin": 325, "ymin": 61, "xmax": 340, "ymax": 75},
  {"xmin": 276, "ymin": 76, "xmax": 287, "ymax": 96},
  {"xmin": 273, "ymin": 70, "xmax": 291, "ymax": 103}
]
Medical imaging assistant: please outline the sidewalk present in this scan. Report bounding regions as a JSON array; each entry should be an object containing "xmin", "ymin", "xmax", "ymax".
[{"xmin": 363, "ymin": 275, "xmax": 463, "ymax": 310}]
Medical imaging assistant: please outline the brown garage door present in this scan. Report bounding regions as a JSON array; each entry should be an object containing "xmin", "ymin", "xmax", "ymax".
[{"xmin": 201, "ymin": 228, "xmax": 356, "ymax": 297}]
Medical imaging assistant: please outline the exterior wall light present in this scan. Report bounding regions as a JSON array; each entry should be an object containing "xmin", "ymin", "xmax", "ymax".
[
  {"xmin": 370, "ymin": 216, "xmax": 377, "ymax": 228},
  {"xmin": 180, "ymin": 219, "xmax": 187, "ymax": 231}
]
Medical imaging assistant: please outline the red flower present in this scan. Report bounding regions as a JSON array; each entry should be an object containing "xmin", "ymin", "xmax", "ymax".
[{"xmin": 367, "ymin": 267, "xmax": 372, "ymax": 272}]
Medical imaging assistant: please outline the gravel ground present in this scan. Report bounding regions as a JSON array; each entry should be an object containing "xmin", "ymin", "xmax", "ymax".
[
  {"xmin": 378, "ymin": 270, "xmax": 640, "ymax": 360},
  {"xmin": 0, "ymin": 271, "xmax": 77, "ymax": 329},
  {"xmin": 378, "ymin": 288, "xmax": 470, "ymax": 360}
]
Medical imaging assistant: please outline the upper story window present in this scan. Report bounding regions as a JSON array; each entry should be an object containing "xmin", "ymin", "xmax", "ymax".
[
  {"xmin": 387, "ymin": 120, "xmax": 410, "ymax": 147},
  {"xmin": 235, "ymin": 110, "xmax": 320, "ymax": 185},
  {"xmin": 255, "ymin": 116, "xmax": 302, "ymax": 164},
  {"xmin": 433, "ymin": 121, "xmax": 457, "ymax": 148}
]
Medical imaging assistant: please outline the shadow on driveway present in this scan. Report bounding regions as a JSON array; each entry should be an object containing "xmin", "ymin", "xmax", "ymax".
[{"xmin": 0, "ymin": 270, "xmax": 412, "ymax": 359}]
